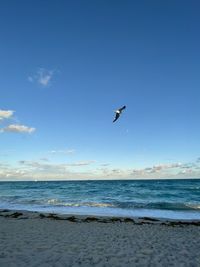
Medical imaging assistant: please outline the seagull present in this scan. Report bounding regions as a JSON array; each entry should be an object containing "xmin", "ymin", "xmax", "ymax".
[{"xmin": 113, "ymin": 105, "xmax": 126, "ymax": 123}]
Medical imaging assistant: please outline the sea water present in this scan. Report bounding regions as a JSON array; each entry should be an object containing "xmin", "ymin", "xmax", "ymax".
[{"xmin": 0, "ymin": 179, "xmax": 200, "ymax": 220}]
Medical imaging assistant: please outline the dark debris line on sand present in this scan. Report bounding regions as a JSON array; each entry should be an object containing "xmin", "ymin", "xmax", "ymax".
[{"xmin": 0, "ymin": 210, "xmax": 200, "ymax": 226}]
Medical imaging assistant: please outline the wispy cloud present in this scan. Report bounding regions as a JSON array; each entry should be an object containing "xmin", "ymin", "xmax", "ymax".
[
  {"xmin": 0, "ymin": 110, "xmax": 14, "ymax": 121},
  {"xmin": 40, "ymin": 158, "xmax": 49, "ymax": 162},
  {"xmin": 96, "ymin": 160, "xmax": 200, "ymax": 179},
  {"xmin": 27, "ymin": 76, "xmax": 34, "ymax": 82},
  {"xmin": 19, "ymin": 159, "xmax": 95, "ymax": 169},
  {"xmin": 0, "ymin": 150, "xmax": 15, "ymax": 157},
  {"xmin": 100, "ymin": 163, "xmax": 110, "ymax": 167},
  {"xmin": 1, "ymin": 159, "xmax": 96, "ymax": 180},
  {"xmin": 2, "ymin": 124, "xmax": 35, "ymax": 134},
  {"xmin": 49, "ymin": 149, "xmax": 75, "ymax": 155},
  {"xmin": 38, "ymin": 68, "xmax": 53, "ymax": 86},
  {"xmin": 67, "ymin": 160, "xmax": 95, "ymax": 167},
  {"xmin": 142, "ymin": 162, "xmax": 182, "ymax": 174},
  {"xmin": 28, "ymin": 68, "xmax": 55, "ymax": 87},
  {"xmin": 0, "ymin": 158, "xmax": 200, "ymax": 181}
]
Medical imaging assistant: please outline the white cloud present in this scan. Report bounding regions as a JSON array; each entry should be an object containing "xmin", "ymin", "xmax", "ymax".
[
  {"xmin": 0, "ymin": 159, "xmax": 199, "ymax": 181},
  {"xmin": 40, "ymin": 158, "xmax": 49, "ymax": 162},
  {"xmin": 147, "ymin": 162, "xmax": 182, "ymax": 173},
  {"xmin": 49, "ymin": 149, "xmax": 75, "ymax": 155},
  {"xmin": 4, "ymin": 159, "xmax": 96, "ymax": 180},
  {"xmin": 130, "ymin": 162, "xmax": 183, "ymax": 177},
  {"xmin": 38, "ymin": 69, "xmax": 53, "ymax": 86},
  {"xmin": 0, "ymin": 110, "xmax": 14, "ymax": 121},
  {"xmin": 0, "ymin": 109, "xmax": 35, "ymax": 135},
  {"xmin": 19, "ymin": 159, "xmax": 94, "ymax": 169},
  {"xmin": 67, "ymin": 160, "xmax": 95, "ymax": 167},
  {"xmin": 2, "ymin": 124, "xmax": 35, "ymax": 134},
  {"xmin": 28, "ymin": 68, "xmax": 54, "ymax": 87}
]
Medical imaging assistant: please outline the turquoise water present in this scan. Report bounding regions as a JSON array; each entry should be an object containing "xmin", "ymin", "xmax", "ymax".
[{"xmin": 0, "ymin": 179, "xmax": 200, "ymax": 220}]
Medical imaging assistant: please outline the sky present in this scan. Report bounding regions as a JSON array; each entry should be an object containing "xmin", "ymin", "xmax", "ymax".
[{"xmin": 1, "ymin": 0, "xmax": 200, "ymax": 180}]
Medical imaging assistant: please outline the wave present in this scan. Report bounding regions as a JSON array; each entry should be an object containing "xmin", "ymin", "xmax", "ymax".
[
  {"xmin": 146, "ymin": 202, "xmax": 200, "ymax": 211},
  {"xmin": 46, "ymin": 199, "xmax": 114, "ymax": 208},
  {"xmin": 115, "ymin": 201, "xmax": 200, "ymax": 211},
  {"xmin": 185, "ymin": 203, "xmax": 200, "ymax": 210},
  {"xmin": 1, "ymin": 196, "xmax": 200, "ymax": 211},
  {"xmin": 1, "ymin": 194, "xmax": 200, "ymax": 211},
  {"xmin": 40, "ymin": 199, "xmax": 200, "ymax": 211}
]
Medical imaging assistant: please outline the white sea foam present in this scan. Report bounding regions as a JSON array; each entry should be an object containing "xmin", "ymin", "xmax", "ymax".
[
  {"xmin": 47, "ymin": 199, "xmax": 59, "ymax": 204},
  {"xmin": 62, "ymin": 202, "xmax": 114, "ymax": 208},
  {"xmin": 46, "ymin": 199, "xmax": 114, "ymax": 208},
  {"xmin": 186, "ymin": 204, "xmax": 200, "ymax": 209}
]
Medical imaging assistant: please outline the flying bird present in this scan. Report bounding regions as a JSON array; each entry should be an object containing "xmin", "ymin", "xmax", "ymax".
[{"xmin": 113, "ymin": 105, "xmax": 126, "ymax": 123}]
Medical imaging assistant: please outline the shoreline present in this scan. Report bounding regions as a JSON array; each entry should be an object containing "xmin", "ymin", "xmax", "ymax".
[{"xmin": 1, "ymin": 209, "xmax": 200, "ymax": 226}]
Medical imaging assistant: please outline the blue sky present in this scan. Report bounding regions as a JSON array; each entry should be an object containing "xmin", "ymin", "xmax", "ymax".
[{"xmin": 1, "ymin": 0, "xmax": 200, "ymax": 180}]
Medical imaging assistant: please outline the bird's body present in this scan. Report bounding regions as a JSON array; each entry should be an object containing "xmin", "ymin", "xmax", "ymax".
[{"xmin": 113, "ymin": 105, "xmax": 126, "ymax": 122}]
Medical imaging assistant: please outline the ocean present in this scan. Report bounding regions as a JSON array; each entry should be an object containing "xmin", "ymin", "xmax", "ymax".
[{"xmin": 0, "ymin": 179, "xmax": 200, "ymax": 220}]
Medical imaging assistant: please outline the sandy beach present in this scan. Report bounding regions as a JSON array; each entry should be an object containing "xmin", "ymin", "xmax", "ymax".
[{"xmin": 0, "ymin": 210, "xmax": 199, "ymax": 267}]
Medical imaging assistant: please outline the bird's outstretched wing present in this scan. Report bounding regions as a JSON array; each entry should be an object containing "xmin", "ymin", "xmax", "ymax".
[
  {"xmin": 113, "ymin": 112, "xmax": 120, "ymax": 122},
  {"xmin": 119, "ymin": 105, "xmax": 126, "ymax": 112}
]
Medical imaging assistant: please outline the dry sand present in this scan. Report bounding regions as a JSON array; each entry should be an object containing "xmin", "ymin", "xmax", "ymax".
[{"xmin": 0, "ymin": 210, "xmax": 200, "ymax": 267}]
